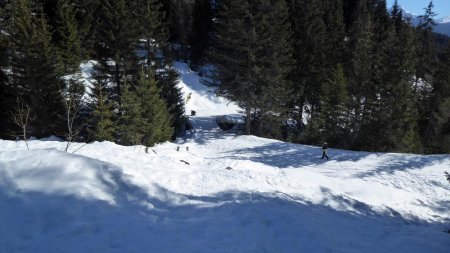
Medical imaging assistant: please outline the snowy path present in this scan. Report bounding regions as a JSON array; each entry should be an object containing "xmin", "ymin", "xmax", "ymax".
[{"xmin": 0, "ymin": 62, "xmax": 449, "ymax": 253}]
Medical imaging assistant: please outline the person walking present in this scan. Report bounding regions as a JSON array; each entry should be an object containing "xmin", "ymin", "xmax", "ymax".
[{"xmin": 321, "ymin": 142, "xmax": 329, "ymax": 160}]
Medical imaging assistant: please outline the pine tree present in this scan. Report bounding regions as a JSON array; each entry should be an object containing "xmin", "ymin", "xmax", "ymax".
[
  {"xmin": 357, "ymin": 0, "xmax": 395, "ymax": 151},
  {"xmin": 93, "ymin": 0, "xmax": 140, "ymax": 101},
  {"xmin": 0, "ymin": 15, "xmax": 10, "ymax": 138},
  {"xmin": 7, "ymin": 0, "xmax": 65, "ymax": 138},
  {"xmin": 347, "ymin": 0, "xmax": 374, "ymax": 148},
  {"xmin": 211, "ymin": 0, "xmax": 293, "ymax": 136},
  {"xmin": 189, "ymin": 0, "xmax": 213, "ymax": 69},
  {"xmin": 416, "ymin": 1, "xmax": 437, "ymax": 84},
  {"xmin": 118, "ymin": 81, "xmax": 145, "ymax": 145},
  {"xmin": 54, "ymin": 0, "xmax": 83, "ymax": 75},
  {"xmin": 288, "ymin": 0, "xmax": 327, "ymax": 136},
  {"xmin": 416, "ymin": 1, "xmax": 439, "ymax": 152},
  {"xmin": 320, "ymin": 64, "xmax": 351, "ymax": 147},
  {"xmin": 136, "ymin": 70, "xmax": 174, "ymax": 146},
  {"xmin": 89, "ymin": 83, "xmax": 116, "ymax": 141},
  {"xmin": 133, "ymin": 0, "xmax": 185, "ymax": 138},
  {"xmin": 426, "ymin": 43, "xmax": 450, "ymax": 153},
  {"xmin": 55, "ymin": 0, "xmax": 86, "ymax": 142},
  {"xmin": 381, "ymin": 5, "xmax": 422, "ymax": 153},
  {"xmin": 323, "ymin": 0, "xmax": 347, "ymax": 69}
]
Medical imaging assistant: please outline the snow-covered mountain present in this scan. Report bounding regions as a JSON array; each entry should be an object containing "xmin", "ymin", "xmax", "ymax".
[
  {"xmin": 0, "ymin": 62, "xmax": 449, "ymax": 253},
  {"xmin": 400, "ymin": 7, "xmax": 450, "ymax": 36}
]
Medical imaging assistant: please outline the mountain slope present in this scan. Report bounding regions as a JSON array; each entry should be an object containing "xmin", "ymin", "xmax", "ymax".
[
  {"xmin": 400, "ymin": 7, "xmax": 450, "ymax": 36},
  {"xmin": 0, "ymin": 62, "xmax": 449, "ymax": 253}
]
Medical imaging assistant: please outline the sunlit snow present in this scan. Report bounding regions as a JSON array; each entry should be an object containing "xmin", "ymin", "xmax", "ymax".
[{"xmin": 0, "ymin": 62, "xmax": 449, "ymax": 253}]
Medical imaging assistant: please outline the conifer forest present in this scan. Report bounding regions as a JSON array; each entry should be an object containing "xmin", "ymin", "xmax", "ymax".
[{"xmin": 0, "ymin": 0, "xmax": 449, "ymax": 154}]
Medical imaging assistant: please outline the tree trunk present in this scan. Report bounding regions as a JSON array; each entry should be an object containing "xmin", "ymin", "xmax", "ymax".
[{"xmin": 245, "ymin": 106, "xmax": 251, "ymax": 135}]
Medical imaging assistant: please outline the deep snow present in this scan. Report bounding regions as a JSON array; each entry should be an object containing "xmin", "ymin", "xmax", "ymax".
[{"xmin": 0, "ymin": 62, "xmax": 449, "ymax": 253}]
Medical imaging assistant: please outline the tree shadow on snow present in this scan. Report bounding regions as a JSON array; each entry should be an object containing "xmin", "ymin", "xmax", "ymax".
[
  {"xmin": 216, "ymin": 142, "xmax": 450, "ymax": 178},
  {"xmin": 216, "ymin": 142, "xmax": 372, "ymax": 168},
  {"xmin": 1, "ymin": 163, "xmax": 448, "ymax": 253}
]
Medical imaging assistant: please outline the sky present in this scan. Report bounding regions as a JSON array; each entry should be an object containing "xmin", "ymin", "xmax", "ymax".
[{"xmin": 386, "ymin": 0, "xmax": 450, "ymax": 18}]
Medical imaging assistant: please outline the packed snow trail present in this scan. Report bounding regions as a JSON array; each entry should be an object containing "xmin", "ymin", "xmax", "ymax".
[{"xmin": 0, "ymin": 62, "xmax": 449, "ymax": 253}]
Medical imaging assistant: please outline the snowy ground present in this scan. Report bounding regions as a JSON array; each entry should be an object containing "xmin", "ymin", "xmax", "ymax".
[{"xmin": 0, "ymin": 62, "xmax": 449, "ymax": 253}]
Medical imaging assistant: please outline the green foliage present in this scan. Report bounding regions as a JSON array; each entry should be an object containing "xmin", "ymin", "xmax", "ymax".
[
  {"xmin": 118, "ymin": 81, "xmax": 145, "ymax": 145},
  {"xmin": 89, "ymin": 83, "xmax": 116, "ymax": 142},
  {"xmin": 212, "ymin": 0, "xmax": 293, "ymax": 135},
  {"xmin": 93, "ymin": 0, "xmax": 140, "ymax": 100},
  {"xmin": 189, "ymin": 0, "xmax": 213, "ymax": 69},
  {"xmin": 7, "ymin": 0, "xmax": 65, "ymax": 138},
  {"xmin": 319, "ymin": 64, "xmax": 351, "ymax": 147},
  {"xmin": 117, "ymin": 70, "xmax": 174, "ymax": 146},
  {"xmin": 134, "ymin": 0, "xmax": 185, "ymax": 138},
  {"xmin": 288, "ymin": 0, "xmax": 328, "ymax": 130},
  {"xmin": 55, "ymin": 0, "xmax": 83, "ymax": 75},
  {"xmin": 136, "ymin": 70, "xmax": 174, "ymax": 146}
]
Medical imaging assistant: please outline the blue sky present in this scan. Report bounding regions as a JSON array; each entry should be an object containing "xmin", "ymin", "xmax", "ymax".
[{"xmin": 386, "ymin": 0, "xmax": 450, "ymax": 18}]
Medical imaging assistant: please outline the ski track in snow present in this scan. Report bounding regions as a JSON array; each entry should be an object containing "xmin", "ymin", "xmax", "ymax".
[{"xmin": 0, "ymin": 62, "xmax": 449, "ymax": 253}]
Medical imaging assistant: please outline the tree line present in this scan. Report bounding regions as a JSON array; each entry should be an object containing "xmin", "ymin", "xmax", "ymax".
[
  {"xmin": 204, "ymin": 0, "xmax": 449, "ymax": 154},
  {"xmin": 0, "ymin": 0, "xmax": 449, "ymax": 154},
  {"xmin": 0, "ymin": 0, "xmax": 186, "ymax": 147}
]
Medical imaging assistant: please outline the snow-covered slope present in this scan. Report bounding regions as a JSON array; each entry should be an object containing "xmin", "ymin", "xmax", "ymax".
[{"xmin": 0, "ymin": 62, "xmax": 449, "ymax": 253}]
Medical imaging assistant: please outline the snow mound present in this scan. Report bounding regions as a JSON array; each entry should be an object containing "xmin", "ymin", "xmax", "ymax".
[{"xmin": 0, "ymin": 149, "xmax": 118, "ymax": 204}]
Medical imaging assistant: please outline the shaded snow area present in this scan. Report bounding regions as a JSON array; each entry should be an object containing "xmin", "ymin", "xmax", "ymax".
[{"xmin": 1, "ymin": 62, "xmax": 450, "ymax": 253}]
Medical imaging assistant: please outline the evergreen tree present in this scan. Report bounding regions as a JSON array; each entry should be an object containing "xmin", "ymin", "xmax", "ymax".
[
  {"xmin": 118, "ymin": 81, "xmax": 145, "ymax": 145},
  {"xmin": 93, "ymin": 0, "xmax": 140, "ymax": 101},
  {"xmin": 387, "ymin": 10, "xmax": 421, "ymax": 153},
  {"xmin": 347, "ymin": 0, "xmax": 374, "ymax": 148},
  {"xmin": 54, "ymin": 0, "xmax": 83, "ymax": 75},
  {"xmin": 288, "ymin": 0, "xmax": 327, "ymax": 136},
  {"xmin": 55, "ymin": 0, "xmax": 86, "ymax": 141},
  {"xmin": 212, "ymin": 0, "xmax": 293, "ymax": 136},
  {"xmin": 136, "ymin": 70, "xmax": 174, "ymax": 146},
  {"xmin": 89, "ymin": 82, "xmax": 115, "ymax": 141},
  {"xmin": 320, "ymin": 64, "xmax": 351, "ymax": 147},
  {"xmin": 416, "ymin": 1, "xmax": 438, "ymax": 152},
  {"xmin": 356, "ymin": 0, "xmax": 394, "ymax": 151},
  {"xmin": 134, "ymin": 0, "xmax": 186, "ymax": 138},
  {"xmin": 323, "ymin": 0, "xmax": 347, "ymax": 69},
  {"xmin": 0, "ymin": 16, "xmax": 10, "ymax": 138},
  {"xmin": 189, "ymin": 0, "xmax": 213, "ymax": 69},
  {"xmin": 7, "ymin": 0, "xmax": 65, "ymax": 138},
  {"xmin": 426, "ymin": 43, "xmax": 450, "ymax": 153}
]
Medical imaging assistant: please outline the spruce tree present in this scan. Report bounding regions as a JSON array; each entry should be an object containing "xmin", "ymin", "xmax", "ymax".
[
  {"xmin": 323, "ymin": 0, "xmax": 347, "ymax": 69},
  {"xmin": 93, "ymin": 0, "xmax": 140, "ymax": 101},
  {"xmin": 288, "ymin": 0, "xmax": 327, "ymax": 136},
  {"xmin": 347, "ymin": 0, "xmax": 374, "ymax": 148},
  {"xmin": 357, "ymin": 0, "xmax": 395, "ymax": 151},
  {"xmin": 189, "ymin": 0, "xmax": 213, "ymax": 69},
  {"xmin": 7, "ymin": 0, "xmax": 65, "ymax": 138},
  {"xmin": 54, "ymin": 0, "xmax": 83, "ymax": 75},
  {"xmin": 55, "ymin": 0, "xmax": 86, "ymax": 142},
  {"xmin": 416, "ymin": 1, "xmax": 438, "ymax": 152},
  {"xmin": 118, "ymin": 81, "xmax": 145, "ymax": 146},
  {"xmin": 320, "ymin": 64, "xmax": 351, "ymax": 147},
  {"xmin": 136, "ymin": 70, "xmax": 174, "ymax": 146},
  {"xmin": 426, "ymin": 43, "xmax": 450, "ymax": 153},
  {"xmin": 211, "ymin": 0, "xmax": 293, "ymax": 136},
  {"xmin": 89, "ymin": 83, "xmax": 115, "ymax": 141},
  {"xmin": 0, "ymin": 17, "xmax": 10, "ymax": 138},
  {"xmin": 134, "ymin": 0, "xmax": 185, "ymax": 138}
]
